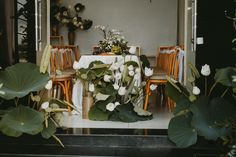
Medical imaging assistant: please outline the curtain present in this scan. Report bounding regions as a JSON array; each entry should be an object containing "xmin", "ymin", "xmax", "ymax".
[{"xmin": 0, "ymin": 0, "xmax": 14, "ymax": 68}]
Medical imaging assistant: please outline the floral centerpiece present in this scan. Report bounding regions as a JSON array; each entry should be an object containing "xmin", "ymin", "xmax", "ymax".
[
  {"xmin": 93, "ymin": 25, "xmax": 131, "ymax": 55},
  {"xmin": 0, "ymin": 63, "xmax": 76, "ymax": 147},
  {"xmin": 73, "ymin": 55, "xmax": 155, "ymax": 122},
  {"xmin": 165, "ymin": 63, "xmax": 236, "ymax": 154}
]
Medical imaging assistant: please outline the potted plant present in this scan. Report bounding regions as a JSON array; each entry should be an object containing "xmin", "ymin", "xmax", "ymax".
[{"xmin": 165, "ymin": 63, "xmax": 236, "ymax": 155}]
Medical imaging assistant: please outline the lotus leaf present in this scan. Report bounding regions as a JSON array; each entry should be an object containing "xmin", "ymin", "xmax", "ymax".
[
  {"xmin": 0, "ymin": 105, "xmax": 44, "ymax": 137},
  {"xmin": 0, "ymin": 63, "xmax": 49, "ymax": 100},
  {"xmin": 168, "ymin": 114, "xmax": 197, "ymax": 148},
  {"xmin": 214, "ymin": 67, "xmax": 236, "ymax": 87},
  {"xmin": 41, "ymin": 119, "xmax": 57, "ymax": 139}
]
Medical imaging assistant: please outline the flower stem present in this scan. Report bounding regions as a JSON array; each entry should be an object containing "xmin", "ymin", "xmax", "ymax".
[
  {"xmin": 208, "ymin": 82, "xmax": 218, "ymax": 97},
  {"xmin": 205, "ymin": 77, "xmax": 207, "ymax": 96},
  {"xmin": 14, "ymin": 98, "xmax": 19, "ymax": 107},
  {"xmin": 221, "ymin": 88, "xmax": 229, "ymax": 98}
]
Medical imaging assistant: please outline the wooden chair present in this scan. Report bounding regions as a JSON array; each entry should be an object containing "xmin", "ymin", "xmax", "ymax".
[
  {"xmin": 50, "ymin": 45, "xmax": 80, "ymax": 111},
  {"xmin": 50, "ymin": 36, "xmax": 64, "ymax": 45},
  {"xmin": 143, "ymin": 46, "xmax": 181, "ymax": 111}
]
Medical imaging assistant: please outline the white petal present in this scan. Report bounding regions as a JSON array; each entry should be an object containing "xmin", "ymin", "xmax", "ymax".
[
  {"xmin": 45, "ymin": 80, "xmax": 53, "ymax": 90},
  {"xmin": 41, "ymin": 102, "xmax": 49, "ymax": 109}
]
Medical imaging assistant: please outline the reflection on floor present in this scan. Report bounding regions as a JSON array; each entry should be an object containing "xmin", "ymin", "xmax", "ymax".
[{"xmin": 63, "ymin": 91, "xmax": 174, "ymax": 129}]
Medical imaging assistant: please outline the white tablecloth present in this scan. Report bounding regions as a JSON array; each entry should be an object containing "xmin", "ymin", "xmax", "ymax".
[{"xmin": 72, "ymin": 55, "xmax": 140, "ymax": 110}]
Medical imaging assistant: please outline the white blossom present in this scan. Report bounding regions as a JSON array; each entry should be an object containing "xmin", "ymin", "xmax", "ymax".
[
  {"xmin": 150, "ymin": 84, "xmax": 157, "ymax": 91},
  {"xmin": 192, "ymin": 86, "xmax": 201, "ymax": 95},
  {"xmin": 144, "ymin": 67, "xmax": 153, "ymax": 77},
  {"xmin": 41, "ymin": 102, "xmax": 49, "ymax": 109},
  {"xmin": 113, "ymin": 83, "xmax": 119, "ymax": 90},
  {"xmin": 135, "ymin": 68, "xmax": 141, "ymax": 73},
  {"xmin": 201, "ymin": 64, "xmax": 211, "ymax": 76},
  {"xmin": 129, "ymin": 70, "xmax": 135, "ymax": 76},
  {"xmin": 45, "ymin": 80, "xmax": 52, "ymax": 90},
  {"xmin": 128, "ymin": 65, "xmax": 134, "ymax": 71},
  {"xmin": 73, "ymin": 61, "xmax": 80, "ymax": 70},
  {"xmin": 106, "ymin": 103, "xmax": 115, "ymax": 111},
  {"xmin": 114, "ymin": 102, "xmax": 121, "ymax": 107},
  {"xmin": 104, "ymin": 75, "xmax": 112, "ymax": 82},
  {"xmin": 118, "ymin": 86, "xmax": 126, "ymax": 96},
  {"xmin": 134, "ymin": 73, "xmax": 140, "ymax": 80},
  {"xmin": 89, "ymin": 83, "xmax": 95, "ymax": 92},
  {"xmin": 129, "ymin": 46, "xmax": 136, "ymax": 54}
]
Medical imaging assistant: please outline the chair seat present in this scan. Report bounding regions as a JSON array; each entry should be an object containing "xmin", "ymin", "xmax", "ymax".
[{"xmin": 50, "ymin": 69, "xmax": 76, "ymax": 79}]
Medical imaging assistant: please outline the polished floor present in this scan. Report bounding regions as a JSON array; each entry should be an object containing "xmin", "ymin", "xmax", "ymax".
[{"xmin": 63, "ymin": 91, "xmax": 174, "ymax": 129}]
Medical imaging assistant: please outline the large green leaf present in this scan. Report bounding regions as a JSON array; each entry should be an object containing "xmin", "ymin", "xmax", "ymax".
[
  {"xmin": 111, "ymin": 103, "xmax": 152, "ymax": 122},
  {"xmin": 165, "ymin": 82, "xmax": 184, "ymax": 103},
  {"xmin": 168, "ymin": 114, "xmax": 197, "ymax": 148},
  {"xmin": 95, "ymin": 95, "xmax": 116, "ymax": 112},
  {"xmin": 190, "ymin": 96, "xmax": 233, "ymax": 140},
  {"xmin": 88, "ymin": 105, "xmax": 110, "ymax": 121},
  {"xmin": 0, "ymin": 105, "xmax": 44, "ymax": 137},
  {"xmin": 173, "ymin": 98, "xmax": 191, "ymax": 116},
  {"xmin": 41, "ymin": 119, "xmax": 57, "ymax": 139},
  {"xmin": 214, "ymin": 67, "xmax": 236, "ymax": 87},
  {"xmin": 0, "ymin": 63, "xmax": 49, "ymax": 100}
]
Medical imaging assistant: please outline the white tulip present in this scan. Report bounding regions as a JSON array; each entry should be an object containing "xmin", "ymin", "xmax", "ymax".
[
  {"xmin": 201, "ymin": 64, "xmax": 211, "ymax": 76},
  {"xmin": 104, "ymin": 75, "xmax": 112, "ymax": 82},
  {"xmin": 109, "ymin": 63, "xmax": 119, "ymax": 71},
  {"xmin": 128, "ymin": 70, "xmax": 135, "ymax": 76},
  {"xmin": 144, "ymin": 67, "xmax": 153, "ymax": 77},
  {"xmin": 118, "ymin": 86, "xmax": 126, "ymax": 96},
  {"xmin": 114, "ymin": 102, "xmax": 121, "ymax": 107},
  {"xmin": 113, "ymin": 83, "xmax": 119, "ymax": 90},
  {"xmin": 129, "ymin": 46, "xmax": 136, "ymax": 54},
  {"xmin": 150, "ymin": 84, "xmax": 158, "ymax": 91},
  {"xmin": 115, "ymin": 72, "xmax": 122, "ymax": 80},
  {"xmin": 41, "ymin": 102, "xmax": 49, "ymax": 109},
  {"xmin": 106, "ymin": 103, "xmax": 115, "ymax": 111},
  {"xmin": 73, "ymin": 61, "xmax": 80, "ymax": 70},
  {"xmin": 192, "ymin": 86, "xmax": 201, "ymax": 95},
  {"xmin": 45, "ymin": 80, "xmax": 52, "ymax": 90},
  {"xmin": 128, "ymin": 65, "xmax": 134, "ymax": 71},
  {"xmin": 89, "ymin": 83, "xmax": 95, "ymax": 92}
]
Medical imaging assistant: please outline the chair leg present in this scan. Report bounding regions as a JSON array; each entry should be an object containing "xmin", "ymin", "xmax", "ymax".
[{"xmin": 144, "ymin": 81, "xmax": 151, "ymax": 111}]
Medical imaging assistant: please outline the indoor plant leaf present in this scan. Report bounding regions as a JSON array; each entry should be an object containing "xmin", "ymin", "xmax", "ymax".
[
  {"xmin": 190, "ymin": 96, "xmax": 233, "ymax": 140},
  {"xmin": 88, "ymin": 105, "xmax": 110, "ymax": 121},
  {"xmin": 173, "ymin": 97, "xmax": 191, "ymax": 116},
  {"xmin": 41, "ymin": 119, "xmax": 57, "ymax": 139},
  {"xmin": 0, "ymin": 63, "xmax": 49, "ymax": 100},
  {"xmin": 214, "ymin": 67, "xmax": 236, "ymax": 87},
  {"xmin": 168, "ymin": 114, "xmax": 197, "ymax": 148},
  {"xmin": 95, "ymin": 95, "xmax": 116, "ymax": 112},
  {"xmin": 165, "ymin": 82, "xmax": 184, "ymax": 103},
  {"xmin": 0, "ymin": 105, "xmax": 44, "ymax": 137}
]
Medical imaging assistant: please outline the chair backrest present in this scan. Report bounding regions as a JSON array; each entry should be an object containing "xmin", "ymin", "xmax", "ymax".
[
  {"xmin": 50, "ymin": 45, "xmax": 80, "ymax": 73},
  {"xmin": 157, "ymin": 46, "xmax": 181, "ymax": 80},
  {"xmin": 50, "ymin": 36, "xmax": 64, "ymax": 45}
]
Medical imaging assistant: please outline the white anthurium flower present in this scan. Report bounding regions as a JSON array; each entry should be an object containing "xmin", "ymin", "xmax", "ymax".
[
  {"xmin": 118, "ymin": 86, "xmax": 126, "ymax": 96},
  {"xmin": 73, "ymin": 61, "xmax": 80, "ymax": 70},
  {"xmin": 144, "ymin": 67, "xmax": 153, "ymax": 77},
  {"xmin": 115, "ymin": 72, "xmax": 122, "ymax": 80},
  {"xmin": 150, "ymin": 84, "xmax": 158, "ymax": 91},
  {"xmin": 128, "ymin": 70, "xmax": 135, "ymax": 77},
  {"xmin": 89, "ymin": 83, "xmax": 95, "ymax": 92},
  {"xmin": 106, "ymin": 103, "xmax": 115, "ymax": 112},
  {"xmin": 113, "ymin": 83, "xmax": 120, "ymax": 90},
  {"xmin": 45, "ymin": 80, "xmax": 53, "ymax": 90},
  {"xmin": 129, "ymin": 46, "xmax": 136, "ymax": 54},
  {"xmin": 114, "ymin": 102, "xmax": 121, "ymax": 107},
  {"xmin": 192, "ymin": 86, "xmax": 201, "ymax": 95},
  {"xmin": 104, "ymin": 75, "xmax": 112, "ymax": 82},
  {"xmin": 201, "ymin": 64, "xmax": 211, "ymax": 76},
  {"xmin": 128, "ymin": 65, "xmax": 134, "ymax": 71},
  {"xmin": 135, "ymin": 68, "xmax": 141, "ymax": 73},
  {"xmin": 41, "ymin": 102, "xmax": 49, "ymax": 109}
]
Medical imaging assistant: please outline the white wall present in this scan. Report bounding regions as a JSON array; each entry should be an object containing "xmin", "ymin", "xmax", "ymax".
[{"xmin": 59, "ymin": 0, "xmax": 178, "ymax": 55}]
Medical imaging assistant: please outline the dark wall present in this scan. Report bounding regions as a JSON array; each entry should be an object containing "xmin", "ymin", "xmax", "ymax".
[{"xmin": 196, "ymin": 0, "xmax": 236, "ymax": 70}]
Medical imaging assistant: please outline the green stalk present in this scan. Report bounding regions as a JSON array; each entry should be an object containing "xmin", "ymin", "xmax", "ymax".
[
  {"xmin": 208, "ymin": 82, "xmax": 218, "ymax": 97},
  {"xmin": 221, "ymin": 88, "xmax": 229, "ymax": 98},
  {"xmin": 205, "ymin": 77, "xmax": 207, "ymax": 96}
]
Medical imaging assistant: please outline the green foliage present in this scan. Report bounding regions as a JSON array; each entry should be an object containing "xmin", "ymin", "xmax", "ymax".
[
  {"xmin": 88, "ymin": 105, "xmax": 110, "ymax": 121},
  {"xmin": 0, "ymin": 63, "xmax": 49, "ymax": 100},
  {"xmin": 41, "ymin": 119, "xmax": 57, "ymax": 139},
  {"xmin": 0, "ymin": 105, "xmax": 44, "ymax": 137},
  {"xmin": 214, "ymin": 67, "xmax": 236, "ymax": 87}
]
